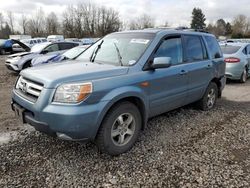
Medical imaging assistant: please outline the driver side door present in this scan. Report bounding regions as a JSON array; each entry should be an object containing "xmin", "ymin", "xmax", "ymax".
[{"xmin": 147, "ymin": 35, "xmax": 189, "ymax": 117}]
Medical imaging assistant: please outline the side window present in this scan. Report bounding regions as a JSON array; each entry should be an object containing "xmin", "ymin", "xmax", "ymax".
[
  {"xmin": 59, "ymin": 43, "xmax": 75, "ymax": 50},
  {"xmin": 183, "ymin": 35, "xmax": 204, "ymax": 62},
  {"xmin": 30, "ymin": 40, "xmax": 33, "ymax": 44},
  {"xmin": 154, "ymin": 37, "xmax": 183, "ymax": 65},
  {"xmin": 37, "ymin": 39, "xmax": 41, "ymax": 43},
  {"xmin": 33, "ymin": 40, "xmax": 37, "ymax": 44},
  {"xmin": 246, "ymin": 45, "xmax": 250, "ymax": 54},
  {"xmin": 242, "ymin": 47, "xmax": 247, "ymax": 55},
  {"xmin": 44, "ymin": 44, "xmax": 59, "ymax": 52},
  {"xmin": 204, "ymin": 36, "xmax": 223, "ymax": 59}
]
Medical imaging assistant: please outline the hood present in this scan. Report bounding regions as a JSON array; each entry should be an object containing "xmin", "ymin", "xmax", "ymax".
[
  {"xmin": 8, "ymin": 51, "xmax": 32, "ymax": 58},
  {"xmin": 11, "ymin": 39, "xmax": 30, "ymax": 52},
  {"xmin": 21, "ymin": 61, "xmax": 129, "ymax": 88}
]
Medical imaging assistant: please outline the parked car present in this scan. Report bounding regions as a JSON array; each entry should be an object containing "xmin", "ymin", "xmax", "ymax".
[
  {"xmin": 0, "ymin": 39, "xmax": 30, "ymax": 55},
  {"xmin": 47, "ymin": 35, "xmax": 64, "ymax": 42},
  {"xmin": 0, "ymin": 39, "xmax": 13, "ymax": 55},
  {"xmin": 31, "ymin": 45, "xmax": 89, "ymax": 67},
  {"xmin": 65, "ymin": 38, "xmax": 82, "ymax": 45},
  {"xmin": 12, "ymin": 38, "xmax": 47, "ymax": 53},
  {"xmin": 220, "ymin": 43, "xmax": 250, "ymax": 83},
  {"xmin": 81, "ymin": 38, "xmax": 96, "ymax": 45},
  {"xmin": 11, "ymin": 29, "xmax": 226, "ymax": 155},
  {"xmin": 5, "ymin": 42, "xmax": 79, "ymax": 72}
]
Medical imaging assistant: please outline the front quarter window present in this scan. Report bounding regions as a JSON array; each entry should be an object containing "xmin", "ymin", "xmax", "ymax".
[{"xmin": 76, "ymin": 33, "xmax": 154, "ymax": 66}]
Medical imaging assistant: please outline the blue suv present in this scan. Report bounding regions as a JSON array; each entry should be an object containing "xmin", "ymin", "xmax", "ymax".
[{"xmin": 12, "ymin": 29, "xmax": 226, "ymax": 155}]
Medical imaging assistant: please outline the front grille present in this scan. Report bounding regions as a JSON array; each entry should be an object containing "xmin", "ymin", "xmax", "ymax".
[{"xmin": 15, "ymin": 76, "xmax": 43, "ymax": 103}]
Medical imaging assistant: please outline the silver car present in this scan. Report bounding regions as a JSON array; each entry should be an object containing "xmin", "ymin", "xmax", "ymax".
[
  {"xmin": 220, "ymin": 43, "xmax": 250, "ymax": 83},
  {"xmin": 5, "ymin": 42, "xmax": 79, "ymax": 72}
]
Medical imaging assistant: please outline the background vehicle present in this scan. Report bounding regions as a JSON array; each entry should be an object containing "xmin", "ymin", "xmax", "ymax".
[
  {"xmin": 12, "ymin": 38, "xmax": 47, "ymax": 53},
  {"xmin": 65, "ymin": 38, "xmax": 82, "ymax": 45},
  {"xmin": 9, "ymin": 35, "xmax": 31, "ymax": 40},
  {"xmin": 0, "ymin": 39, "xmax": 13, "ymax": 55},
  {"xmin": 81, "ymin": 38, "xmax": 96, "ymax": 45},
  {"xmin": 12, "ymin": 29, "xmax": 225, "ymax": 155},
  {"xmin": 47, "ymin": 35, "xmax": 64, "ymax": 42},
  {"xmin": 220, "ymin": 43, "xmax": 250, "ymax": 83},
  {"xmin": 31, "ymin": 45, "xmax": 89, "ymax": 67},
  {"xmin": 5, "ymin": 42, "xmax": 79, "ymax": 71}
]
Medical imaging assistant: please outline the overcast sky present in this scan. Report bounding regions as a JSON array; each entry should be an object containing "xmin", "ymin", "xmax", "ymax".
[{"xmin": 0, "ymin": 0, "xmax": 250, "ymax": 27}]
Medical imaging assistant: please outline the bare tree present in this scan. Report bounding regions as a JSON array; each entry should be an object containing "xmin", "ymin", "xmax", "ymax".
[
  {"xmin": 7, "ymin": 11, "xmax": 14, "ymax": 33},
  {"xmin": 129, "ymin": 14, "xmax": 154, "ymax": 30},
  {"xmin": 19, "ymin": 13, "xmax": 28, "ymax": 34},
  {"xmin": 0, "ymin": 12, "xmax": 4, "ymax": 29},
  {"xmin": 45, "ymin": 12, "xmax": 59, "ymax": 35},
  {"xmin": 27, "ymin": 7, "xmax": 46, "ymax": 36},
  {"xmin": 62, "ymin": 5, "xmax": 76, "ymax": 38},
  {"xmin": 232, "ymin": 15, "xmax": 249, "ymax": 35}
]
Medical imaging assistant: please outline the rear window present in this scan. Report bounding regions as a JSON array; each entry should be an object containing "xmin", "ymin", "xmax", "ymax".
[
  {"xmin": 220, "ymin": 46, "xmax": 241, "ymax": 54},
  {"xmin": 204, "ymin": 36, "xmax": 222, "ymax": 59}
]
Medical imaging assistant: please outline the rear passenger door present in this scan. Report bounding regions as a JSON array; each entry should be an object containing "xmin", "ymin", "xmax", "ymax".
[
  {"xmin": 182, "ymin": 35, "xmax": 213, "ymax": 104},
  {"xmin": 148, "ymin": 36, "xmax": 188, "ymax": 116}
]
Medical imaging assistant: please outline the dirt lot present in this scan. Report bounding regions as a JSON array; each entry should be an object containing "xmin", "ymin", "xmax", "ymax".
[{"xmin": 0, "ymin": 55, "xmax": 249, "ymax": 187}]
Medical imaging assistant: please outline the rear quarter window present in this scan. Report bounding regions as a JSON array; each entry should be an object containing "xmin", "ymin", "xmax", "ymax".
[
  {"xmin": 204, "ymin": 36, "xmax": 223, "ymax": 59},
  {"xmin": 220, "ymin": 46, "xmax": 241, "ymax": 54}
]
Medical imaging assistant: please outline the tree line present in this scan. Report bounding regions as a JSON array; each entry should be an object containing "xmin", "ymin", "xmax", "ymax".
[
  {"xmin": 0, "ymin": 4, "xmax": 250, "ymax": 39},
  {"xmin": 191, "ymin": 7, "xmax": 250, "ymax": 38}
]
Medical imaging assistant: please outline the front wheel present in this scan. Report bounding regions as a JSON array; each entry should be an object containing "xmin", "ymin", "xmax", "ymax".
[
  {"xmin": 197, "ymin": 82, "xmax": 218, "ymax": 111},
  {"xmin": 96, "ymin": 102, "xmax": 142, "ymax": 156}
]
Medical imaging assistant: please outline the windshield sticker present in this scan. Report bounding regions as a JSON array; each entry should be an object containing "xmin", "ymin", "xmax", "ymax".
[{"xmin": 130, "ymin": 39, "xmax": 150, "ymax": 44}]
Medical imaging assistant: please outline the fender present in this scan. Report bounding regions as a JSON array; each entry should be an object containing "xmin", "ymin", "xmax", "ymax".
[{"xmin": 92, "ymin": 86, "xmax": 149, "ymax": 138}]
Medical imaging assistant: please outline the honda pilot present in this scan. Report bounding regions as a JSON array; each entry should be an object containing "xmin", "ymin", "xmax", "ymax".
[{"xmin": 12, "ymin": 29, "xmax": 226, "ymax": 155}]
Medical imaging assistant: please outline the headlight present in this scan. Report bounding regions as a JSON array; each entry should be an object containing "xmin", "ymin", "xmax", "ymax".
[{"xmin": 53, "ymin": 82, "xmax": 92, "ymax": 104}]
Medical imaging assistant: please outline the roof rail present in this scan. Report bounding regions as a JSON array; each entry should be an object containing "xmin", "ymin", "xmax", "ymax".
[{"xmin": 144, "ymin": 27, "xmax": 210, "ymax": 33}]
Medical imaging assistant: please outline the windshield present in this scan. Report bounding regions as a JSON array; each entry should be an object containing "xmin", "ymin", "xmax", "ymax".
[
  {"xmin": 63, "ymin": 46, "xmax": 87, "ymax": 59},
  {"xmin": 221, "ymin": 45, "xmax": 241, "ymax": 54},
  {"xmin": 76, "ymin": 33, "xmax": 154, "ymax": 66},
  {"xmin": 31, "ymin": 43, "xmax": 49, "ymax": 53}
]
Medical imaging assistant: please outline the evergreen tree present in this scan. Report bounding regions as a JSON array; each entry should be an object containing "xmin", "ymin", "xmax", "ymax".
[
  {"xmin": 225, "ymin": 22, "xmax": 232, "ymax": 36},
  {"xmin": 191, "ymin": 8, "xmax": 206, "ymax": 30}
]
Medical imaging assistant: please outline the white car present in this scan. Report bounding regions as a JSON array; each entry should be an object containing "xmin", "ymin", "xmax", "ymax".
[{"xmin": 47, "ymin": 35, "xmax": 64, "ymax": 42}]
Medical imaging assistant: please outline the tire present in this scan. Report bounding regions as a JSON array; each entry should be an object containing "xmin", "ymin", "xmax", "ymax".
[
  {"xmin": 96, "ymin": 102, "xmax": 142, "ymax": 156},
  {"xmin": 0, "ymin": 49, "xmax": 5, "ymax": 55},
  {"xmin": 197, "ymin": 82, "xmax": 218, "ymax": 111},
  {"xmin": 240, "ymin": 67, "xmax": 248, "ymax": 83},
  {"xmin": 22, "ymin": 61, "xmax": 31, "ymax": 70}
]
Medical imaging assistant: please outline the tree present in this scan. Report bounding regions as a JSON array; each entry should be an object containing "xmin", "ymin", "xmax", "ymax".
[
  {"xmin": 19, "ymin": 14, "xmax": 28, "ymax": 34},
  {"xmin": 190, "ymin": 8, "xmax": 206, "ymax": 30},
  {"xmin": 45, "ymin": 12, "xmax": 59, "ymax": 35},
  {"xmin": 129, "ymin": 14, "xmax": 154, "ymax": 30},
  {"xmin": 216, "ymin": 19, "xmax": 226, "ymax": 36},
  {"xmin": 7, "ymin": 11, "xmax": 14, "ymax": 33},
  {"xmin": 0, "ymin": 12, "xmax": 4, "ymax": 29},
  {"xmin": 27, "ymin": 8, "xmax": 46, "ymax": 36},
  {"xmin": 232, "ymin": 14, "xmax": 248, "ymax": 37},
  {"xmin": 225, "ymin": 22, "xmax": 232, "ymax": 36}
]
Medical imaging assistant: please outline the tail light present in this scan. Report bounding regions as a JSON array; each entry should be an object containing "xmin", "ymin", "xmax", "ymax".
[{"xmin": 224, "ymin": 57, "xmax": 240, "ymax": 63}]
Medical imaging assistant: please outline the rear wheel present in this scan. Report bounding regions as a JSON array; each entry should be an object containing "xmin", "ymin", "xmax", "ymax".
[
  {"xmin": 197, "ymin": 82, "xmax": 218, "ymax": 111},
  {"xmin": 240, "ymin": 67, "xmax": 248, "ymax": 83},
  {"xmin": 96, "ymin": 102, "xmax": 142, "ymax": 156}
]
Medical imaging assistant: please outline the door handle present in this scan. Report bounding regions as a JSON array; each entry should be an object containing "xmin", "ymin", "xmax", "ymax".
[{"xmin": 179, "ymin": 70, "xmax": 188, "ymax": 75}]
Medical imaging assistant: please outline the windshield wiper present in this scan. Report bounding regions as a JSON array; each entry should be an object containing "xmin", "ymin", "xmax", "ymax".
[
  {"xmin": 90, "ymin": 40, "xmax": 104, "ymax": 62},
  {"xmin": 113, "ymin": 42, "xmax": 123, "ymax": 66}
]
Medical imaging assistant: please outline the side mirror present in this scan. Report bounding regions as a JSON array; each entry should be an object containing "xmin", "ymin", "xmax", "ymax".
[
  {"xmin": 151, "ymin": 57, "xmax": 172, "ymax": 69},
  {"xmin": 41, "ymin": 50, "xmax": 49, "ymax": 54}
]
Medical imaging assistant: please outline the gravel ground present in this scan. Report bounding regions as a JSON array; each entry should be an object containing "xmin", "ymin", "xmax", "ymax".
[{"xmin": 0, "ymin": 55, "xmax": 250, "ymax": 187}]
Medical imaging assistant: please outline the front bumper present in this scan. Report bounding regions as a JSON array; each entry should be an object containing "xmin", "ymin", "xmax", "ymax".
[
  {"xmin": 225, "ymin": 63, "xmax": 244, "ymax": 80},
  {"xmin": 5, "ymin": 62, "xmax": 19, "ymax": 72},
  {"xmin": 12, "ymin": 89, "xmax": 109, "ymax": 141}
]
